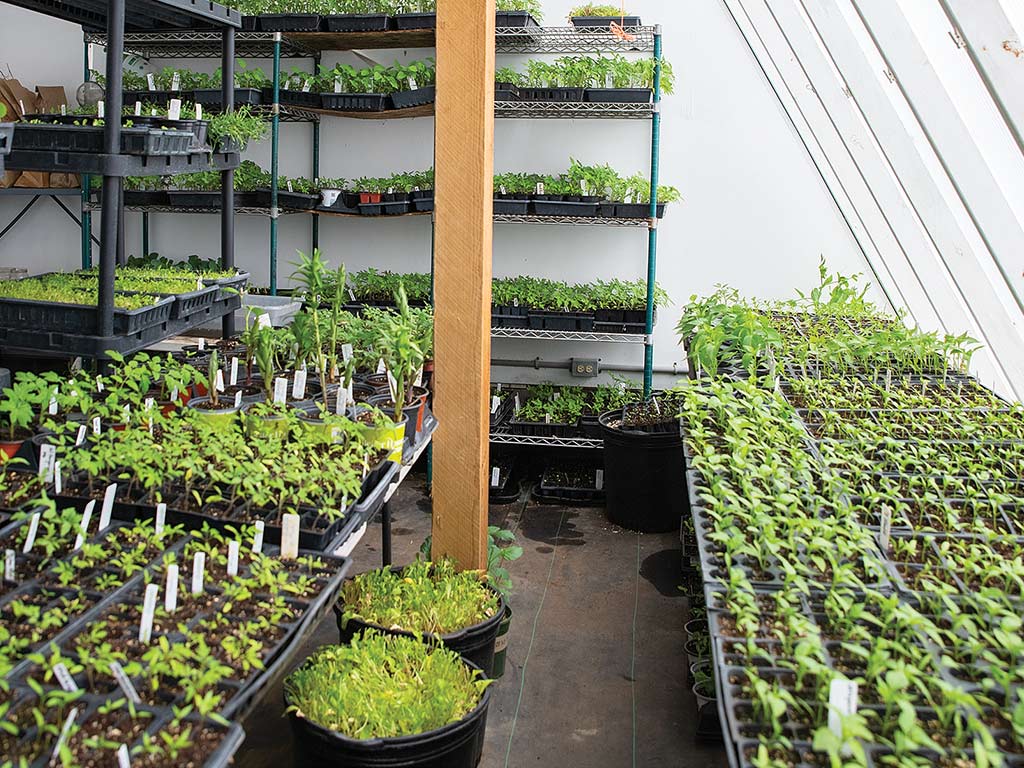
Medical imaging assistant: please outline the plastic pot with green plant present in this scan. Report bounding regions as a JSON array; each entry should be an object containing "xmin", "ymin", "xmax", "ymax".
[{"xmin": 186, "ymin": 350, "xmax": 242, "ymax": 429}]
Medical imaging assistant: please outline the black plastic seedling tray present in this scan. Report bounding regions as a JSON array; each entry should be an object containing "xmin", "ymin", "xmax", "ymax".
[
  {"xmin": 0, "ymin": 294, "xmax": 175, "ymax": 336},
  {"xmin": 531, "ymin": 199, "xmax": 600, "ymax": 217},
  {"xmin": 528, "ymin": 310, "xmax": 595, "ymax": 331},
  {"xmin": 258, "ymin": 12, "xmax": 319, "ymax": 30},
  {"xmin": 517, "ymin": 87, "xmax": 585, "ymax": 102},
  {"xmin": 193, "ymin": 87, "xmax": 263, "ymax": 108},
  {"xmin": 585, "ymin": 87, "xmax": 653, "ymax": 103},
  {"xmin": 252, "ymin": 188, "xmax": 319, "ymax": 210},
  {"xmin": 570, "ymin": 15, "xmax": 642, "ymax": 28},
  {"xmin": 493, "ymin": 198, "xmax": 529, "ymax": 215},
  {"xmin": 393, "ymin": 11, "xmax": 435, "ymax": 29},
  {"xmin": 11, "ymin": 123, "xmax": 193, "ymax": 156},
  {"xmin": 320, "ymin": 92, "xmax": 391, "ymax": 112},
  {"xmin": 390, "ymin": 85, "xmax": 435, "ymax": 110},
  {"xmin": 615, "ymin": 202, "xmax": 666, "ymax": 218},
  {"xmin": 322, "ymin": 12, "xmax": 390, "ymax": 31},
  {"xmin": 496, "ymin": 11, "xmax": 539, "ymax": 27}
]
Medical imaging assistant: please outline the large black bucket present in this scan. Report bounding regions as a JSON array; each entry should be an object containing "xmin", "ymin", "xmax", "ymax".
[{"xmin": 598, "ymin": 409, "xmax": 687, "ymax": 533}]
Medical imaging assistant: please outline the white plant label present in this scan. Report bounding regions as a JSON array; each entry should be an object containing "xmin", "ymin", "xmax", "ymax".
[
  {"xmin": 92, "ymin": 417, "xmax": 101, "ymax": 436},
  {"xmin": 170, "ymin": 387, "xmax": 178, "ymax": 403},
  {"xmin": 22, "ymin": 513, "xmax": 40, "ymax": 553},
  {"xmin": 544, "ymin": 413, "xmax": 551, "ymax": 424},
  {"xmin": 96, "ymin": 375, "xmax": 104, "ymax": 392},
  {"xmin": 52, "ymin": 707, "xmax": 80, "ymax": 761},
  {"xmin": 302, "ymin": 78, "xmax": 312, "ymax": 93},
  {"xmin": 38, "ymin": 444, "xmax": 56, "ymax": 483},
  {"xmin": 155, "ymin": 503, "xmax": 166, "ymax": 535},
  {"xmin": 513, "ymin": 298, "xmax": 519, "ymax": 308},
  {"xmin": 214, "ymin": 369, "xmax": 225, "ymax": 393},
  {"xmin": 146, "ymin": 73, "xmax": 155, "ymax": 90},
  {"xmin": 54, "ymin": 462, "xmax": 62, "ymax": 494},
  {"xmin": 3, "ymin": 550, "xmax": 14, "ymax": 583},
  {"xmin": 257, "ymin": 312, "xmax": 271, "ymax": 329},
  {"xmin": 122, "ymin": 404, "xmax": 131, "ymax": 423},
  {"xmin": 286, "ymin": 181, "xmax": 293, "ymax": 193},
  {"xmin": 194, "ymin": 103, "xmax": 202, "ymax": 120},
  {"xmin": 144, "ymin": 396, "xmax": 155, "ymax": 413},
  {"xmin": 134, "ymin": 101, "xmax": 141, "ymax": 116},
  {"xmin": 171, "ymin": 72, "xmax": 181, "ymax": 91},
  {"xmin": 234, "ymin": 390, "xmax": 243, "ymax": 408},
  {"xmin": 348, "ymin": 289, "xmax": 357, "ymax": 302},
  {"xmin": 596, "ymin": 470, "xmax": 604, "ymax": 490},
  {"xmin": 377, "ymin": 358, "xmax": 386, "ymax": 374},
  {"xmin": 165, "ymin": 563, "xmax": 178, "ymax": 612},
  {"xmin": 139, "ymin": 583, "xmax": 159, "ymax": 643},
  {"xmin": 497, "ymin": 383, "xmax": 502, "ymax": 392},
  {"xmin": 386, "ymin": 370, "xmax": 398, "ymax": 402},
  {"xmin": 879, "ymin": 506, "xmax": 892, "ymax": 552},
  {"xmin": 293, "ymin": 369, "xmax": 307, "ymax": 400},
  {"xmin": 191, "ymin": 552, "xmax": 205, "ymax": 594},
  {"xmin": 227, "ymin": 540, "xmax": 240, "ymax": 577},
  {"xmin": 53, "ymin": 662, "xmax": 79, "ymax": 692},
  {"xmin": 273, "ymin": 377, "xmax": 288, "ymax": 404},
  {"xmin": 48, "ymin": 390, "xmax": 58, "ymax": 415},
  {"xmin": 333, "ymin": 77, "xmax": 342, "ymax": 93},
  {"xmin": 514, "ymin": 394, "xmax": 521, "ymax": 414},
  {"xmin": 252, "ymin": 521, "xmax": 265, "ymax": 554},
  {"xmin": 230, "ymin": 357, "xmax": 239, "ymax": 385},
  {"xmin": 536, "ymin": 182, "xmax": 545, "ymax": 195},
  {"xmin": 71, "ymin": 356, "xmax": 82, "ymax": 372},
  {"xmin": 827, "ymin": 679, "xmax": 859, "ymax": 749},
  {"xmin": 110, "ymin": 661, "xmax": 141, "ymax": 704},
  {"xmin": 117, "ymin": 744, "xmax": 131, "ymax": 768},
  {"xmin": 491, "ymin": 467, "xmax": 500, "ymax": 487},
  {"xmin": 281, "ymin": 513, "xmax": 300, "ymax": 560},
  {"xmin": 407, "ymin": 76, "xmax": 418, "ymax": 90},
  {"xmin": 336, "ymin": 386, "xmax": 348, "ymax": 415},
  {"xmin": 341, "ymin": 343, "xmax": 353, "ymax": 362},
  {"xmin": 99, "ymin": 483, "xmax": 117, "ymax": 531},
  {"xmin": 414, "ymin": 366, "xmax": 423, "ymax": 388},
  {"xmin": 491, "ymin": 396, "xmax": 501, "ymax": 414},
  {"xmin": 97, "ymin": 100, "xmax": 105, "ymax": 118},
  {"xmin": 198, "ymin": 338, "xmax": 205, "ymax": 351},
  {"xmin": 74, "ymin": 500, "xmax": 95, "ymax": 550}
]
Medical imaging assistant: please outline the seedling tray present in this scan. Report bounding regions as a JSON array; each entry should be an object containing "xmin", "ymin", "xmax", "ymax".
[
  {"xmin": 0, "ymin": 293, "xmax": 175, "ymax": 335},
  {"xmin": 266, "ymin": 88, "xmax": 322, "ymax": 109},
  {"xmin": 494, "ymin": 198, "xmax": 529, "ymax": 215},
  {"xmin": 168, "ymin": 283, "xmax": 220, "ymax": 320},
  {"xmin": 258, "ymin": 12, "xmax": 320, "ymax": 30},
  {"xmin": 585, "ymin": 87, "xmax": 653, "ymax": 103},
  {"xmin": 11, "ymin": 124, "xmax": 194, "ymax": 156},
  {"xmin": 615, "ymin": 202, "xmax": 666, "ymax": 218},
  {"xmin": 411, "ymin": 190, "xmax": 434, "ymax": 212},
  {"xmin": 518, "ymin": 86, "xmax": 585, "ymax": 102},
  {"xmin": 488, "ymin": 455, "xmax": 520, "ymax": 503},
  {"xmin": 322, "ymin": 12, "xmax": 391, "ymax": 31},
  {"xmin": 531, "ymin": 199, "xmax": 600, "ymax": 217},
  {"xmin": 123, "ymin": 89, "xmax": 181, "ymax": 106},
  {"xmin": 507, "ymin": 418, "xmax": 580, "ymax": 438},
  {"xmin": 252, "ymin": 188, "xmax": 319, "ymax": 210},
  {"xmin": 528, "ymin": 310, "xmax": 595, "ymax": 331},
  {"xmin": 390, "ymin": 85, "xmax": 436, "ymax": 109},
  {"xmin": 535, "ymin": 464, "xmax": 605, "ymax": 504},
  {"xmin": 193, "ymin": 87, "xmax": 263, "ymax": 108},
  {"xmin": 123, "ymin": 189, "xmax": 170, "ymax": 206},
  {"xmin": 570, "ymin": 15, "xmax": 642, "ymax": 28},
  {"xmin": 359, "ymin": 200, "xmax": 410, "ymax": 215},
  {"xmin": 496, "ymin": 11, "xmax": 539, "ymax": 27},
  {"xmin": 394, "ymin": 11, "xmax": 436, "ymax": 29},
  {"xmin": 0, "ymin": 123, "xmax": 14, "ymax": 158},
  {"xmin": 168, "ymin": 189, "xmax": 222, "ymax": 207},
  {"xmin": 319, "ymin": 92, "xmax": 391, "ymax": 112}
]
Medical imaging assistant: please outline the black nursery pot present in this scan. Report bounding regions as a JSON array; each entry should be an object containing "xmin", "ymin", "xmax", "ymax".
[
  {"xmin": 334, "ymin": 570, "xmax": 506, "ymax": 678},
  {"xmin": 286, "ymin": 659, "xmax": 492, "ymax": 768},
  {"xmin": 599, "ymin": 409, "xmax": 686, "ymax": 533}
]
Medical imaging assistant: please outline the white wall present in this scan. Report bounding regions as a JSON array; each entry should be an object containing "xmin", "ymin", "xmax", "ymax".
[{"xmin": 0, "ymin": 0, "xmax": 877, "ymax": 385}]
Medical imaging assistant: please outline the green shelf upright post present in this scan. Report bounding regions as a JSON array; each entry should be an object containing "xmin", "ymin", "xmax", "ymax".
[
  {"xmin": 142, "ymin": 211, "xmax": 149, "ymax": 257},
  {"xmin": 311, "ymin": 54, "xmax": 320, "ymax": 252},
  {"xmin": 643, "ymin": 26, "xmax": 663, "ymax": 398},
  {"xmin": 270, "ymin": 32, "xmax": 282, "ymax": 295},
  {"xmin": 80, "ymin": 37, "xmax": 92, "ymax": 269}
]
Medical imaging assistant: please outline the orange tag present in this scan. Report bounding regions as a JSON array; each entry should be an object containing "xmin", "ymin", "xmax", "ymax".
[{"xmin": 610, "ymin": 22, "xmax": 636, "ymax": 42}]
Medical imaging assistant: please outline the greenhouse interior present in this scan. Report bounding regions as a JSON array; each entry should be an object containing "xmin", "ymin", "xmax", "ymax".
[{"xmin": 0, "ymin": 0, "xmax": 1022, "ymax": 766}]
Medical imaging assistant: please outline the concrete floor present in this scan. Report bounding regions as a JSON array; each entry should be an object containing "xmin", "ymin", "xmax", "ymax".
[{"xmin": 235, "ymin": 473, "xmax": 728, "ymax": 768}]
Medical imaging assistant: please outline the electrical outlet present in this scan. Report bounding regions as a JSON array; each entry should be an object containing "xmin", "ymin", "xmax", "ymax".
[{"xmin": 571, "ymin": 358, "xmax": 600, "ymax": 378}]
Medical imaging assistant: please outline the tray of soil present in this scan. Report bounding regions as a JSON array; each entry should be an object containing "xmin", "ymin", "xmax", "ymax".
[
  {"xmin": 258, "ymin": 12, "xmax": 320, "ymax": 30},
  {"xmin": 615, "ymin": 202, "xmax": 666, "ymax": 218},
  {"xmin": 322, "ymin": 12, "xmax": 392, "ymax": 31},
  {"xmin": 594, "ymin": 308, "xmax": 651, "ymax": 334},
  {"xmin": 517, "ymin": 86, "xmax": 585, "ymax": 102},
  {"xmin": 193, "ymin": 87, "xmax": 263, "ymax": 108},
  {"xmin": 585, "ymin": 87, "xmax": 653, "ymax": 103},
  {"xmin": 393, "ymin": 11, "xmax": 436, "ymax": 29},
  {"xmin": 488, "ymin": 455, "xmax": 520, "ymax": 504},
  {"xmin": 493, "ymin": 198, "xmax": 529, "ymax": 215},
  {"xmin": 507, "ymin": 414, "xmax": 580, "ymax": 438},
  {"xmin": 570, "ymin": 14, "xmax": 642, "ymax": 28},
  {"xmin": 319, "ymin": 92, "xmax": 391, "ymax": 112},
  {"xmin": 528, "ymin": 310, "xmax": 595, "ymax": 331},
  {"xmin": 390, "ymin": 85, "xmax": 436, "ymax": 110},
  {"xmin": 335, "ymin": 558, "xmax": 505, "ymax": 677},
  {"xmin": 534, "ymin": 462, "xmax": 605, "ymax": 504}
]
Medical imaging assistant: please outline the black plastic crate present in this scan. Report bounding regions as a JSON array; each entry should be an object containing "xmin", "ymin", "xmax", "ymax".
[
  {"xmin": 0, "ymin": 294, "xmax": 175, "ymax": 336},
  {"xmin": 192, "ymin": 87, "xmax": 263, "ymax": 108},
  {"xmin": 169, "ymin": 284, "xmax": 220, "ymax": 320},
  {"xmin": 258, "ymin": 12, "xmax": 320, "ymax": 30},
  {"xmin": 390, "ymin": 85, "xmax": 435, "ymax": 110},
  {"xmin": 322, "ymin": 12, "xmax": 390, "ymax": 31},
  {"xmin": 394, "ymin": 11, "xmax": 435, "ymax": 29},
  {"xmin": 320, "ymin": 92, "xmax": 390, "ymax": 112}
]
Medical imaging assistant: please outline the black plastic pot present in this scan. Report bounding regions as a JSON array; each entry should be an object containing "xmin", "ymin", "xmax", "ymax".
[
  {"xmin": 585, "ymin": 87, "xmax": 653, "ymax": 103},
  {"xmin": 258, "ymin": 13, "xmax": 320, "ymax": 30},
  {"xmin": 192, "ymin": 87, "xmax": 263, "ymax": 108},
  {"xmin": 394, "ymin": 11, "xmax": 436, "ymax": 29},
  {"xmin": 599, "ymin": 409, "xmax": 685, "ymax": 533},
  {"xmin": 322, "ymin": 13, "xmax": 391, "ymax": 31},
  {"xmin": 320, "ymin": 92, "xmax": 390, "ymax": 112},
  {"xmin": 335, "ymin": 571, "xmax": 506, "ymax": 677},
  {"xmin": 287, "ymin": 654, "xmax": 491, "ymax": 768},
  {"xmin": 570, "ymin": 15, "xmax": 642, "ymax": 29},
  {"xmin": 491, "ymin": 606, "xmax": 512, "ymax": 678},
  {"xmin": 391, "ymin": 85, "xmax": 436, "ymax": 110}
]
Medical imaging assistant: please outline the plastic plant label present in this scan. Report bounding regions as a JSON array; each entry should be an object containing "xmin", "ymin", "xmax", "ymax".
[
  {"xmin": 96, "ymin": 375, "xmax": 104, "ymax": 392},
  {"xmin": 74, "ymin": 500, "xmax": 95, "ymax": 550},
  {"xmin": 514, "ymin": 394, "xmax": 521, "ymax": 414},
  {"xmin": 214, "ymin": 368, "xmax": 225, "ymax": 393},
  {"xmin": 513, "ymin": 298, "xmax": 519, "ymax": 307},
  {"xmin": 53, "ymin": 662, "xmax": 78, "ymax": 692},
  {"xmin": 151, "ymin": 108, "xmax": 156, "ymax": 116},
  {"xmin": 545, "ymin": 413, "xmax": 551, "ymax": 424},
  {"xmin": 884, "ymin": 369, "xmax": 892, "ymax": 392},
  {"xmin": 122, "ymin": 404, "xmax": 131, "ymax": 423},
  {"xmin": 536, "ymin": 182, "xmax": 545, "ymax": 195},
  {"xmin": 48, "ymin": 390, "xmax": 58, "ymax": 415},
  {"xmin": 22, "ymin": 513, "xmax": 40, "ymax": 553},
  {"xmin": 293, "ymin": 369, "xmax": 307, "ymax": 400},
  {"xmin": 491, "ymin": 396, "xmax": 501, "ymax": 414},
  {"xmin": 72, "ymin": 356, "xmax": 82, "ymax": 372},
  {"xmin": 52, "ymin": 708, "xmax": 80, "ymax": 763},
  {"xmin": 75, "ymin": 424, "xmax": 87, "ymax": 447},
  {"xmin": 144, "ymin": 396, "xmax": 155, "ymax": 413},
  {"xmin": 257, "ymin": 312, "xmax": 271, "ymax": 329},
  {"xmin": 407, "ymin": 76, "xmax": 418, "ymax": 90},
  {"xmin": 17, "ymin": 99, "xmax": 24, "ymax": 114},
  {"xmin": 553, "ymin": 392, "xmax": 560, "ymax": 400},
  {"xmin": 497, "ymin": 383, "xmax": 502, "ymax": 392},
  {"xmin": 341, "ymin": 343, "xmax": 353, "ymax": 362},
  {"xmin": 230, "ymin": 357, "xmax": 239, "ymax": 385},
  {"xmin": 168, "ymin": 98, "xmax": 182, "ymax": 121},
  {"xmin": 336, "ymin": 386, "xmax": 348, "ymax": 415},
  {"xmin": 3, "ymin": 550, "xmax": 13, "ymax": 583},
  {"xmin": 134, "ymin": 101, "xmax": 141, "ymax": 115},
  {"xmin": 377, "ymin": 358, "xmax": 387, "ymax": 374},
  {"xmin": 165, "ymin": 564, "xmax": 178, "ymax": 612},
  {"xmin": 38, "ymin": 444, "xmax": 56, "ymax": 483},
  {"xmin": 171, "ymin": 72, "xmax": 181, "ymax": 91},
  {"xmin": 110, "ymin": 661, "xmax": 141, "ymax": 704},
  {"xmin": 192, "ymin": 552, "xmax": 206, "ymax": 595},
  {"xmin": 139, "ymin": 583, "xmax": 159, "ymax": 643},
  {"xmin": 170, "ymin": 387, "xmax": 178, "ymax": 403},
  {"xmin": 155, "ymin": 503, "xmax": 166, "ymax": 535},
  {"xmin": 147, "ymin": 73, "xmax": 156, "ymax": 90},
  {"xmin": 596, "ymin": 470, "xmax": 604, "ymax": 490},
  {"xmin": 195, "ymin": 103, "xmax": 202, "ymax": 120},
  {"xmin": 273, "ymin": 377, "xmax": 288, "ymax": 404},
  {"xmin": 605, "ymin": 72, "xmax": 614, "ymax": 88},
  {"xmin": 92, "ymin": 416, "xmax": 101, "ymax": 436},
  {"xmin": 414, "ymin": 366, "xmax": 424, "ymax": 388},
  {"xmin": 499, "ymin": 184, "xmax": 507, "ymax": 195},
  {"xmin": 234, "ymin": 390, "xmax": 243, "ymax": 408},
  {"xmin": 117, "ymin": 744, "xmax": 131, "ymax": 768},
  {"xmin": 99, "ymin": 483, "xmax": 117, "ymax": 531},
  {"xmin": 880, "ymin": 507, "xmax": 892, "ymax": 552},
  {"xmin": 580, "ymin": 179, "xmax": 588, "ymax": 196},
  {"xmin": 827, "ymin": 679, "xmax": 859, "ymax": 748},
  {"xmin": 348, "ymin": 289, "xmax": 357, "ymax": 302},
  {"xmin": 252, "ymin": 521, "xmax": 265, "ymax": 554},
  {"xmin": 97, "ymin": 100, "xmax": 105, "ymax": 118},
  {"xmin": 333, "ymin": 77, "xmax": 342, "ymax": 93},
  {"xmin": 281, "ymin": 514, "xmax": 300, "ymax": 560},
  {"xmin": 54, "ymin": 462, "xmax": 62, "ymax": 494},
  {"xmin": 286, "ymin": 180, "xmax": 294, "ymax": 193},
  {"xmin": 491, "ymin": 467, "xmax": 500, "ymax": 487},
  {"xmin": 227, "ymin": 540, "xmax": 240, "ymax": 577},
  {"xmin": 198, "ymin": 337, "xmax": 206, "ymax": 351},
  {"xmin": 386, "ymin": 370, "xmax": 398, "ymax": 402}
]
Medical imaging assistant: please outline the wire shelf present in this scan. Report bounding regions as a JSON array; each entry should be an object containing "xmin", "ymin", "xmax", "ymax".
[
  {"xmin": 82, "ymin": 204, "xmax": 303, "ymax": 216},
  {"xmin": 495, "ymin": 100, "xmax": 653, "ymax": 119},
  {"xmin": 491, "ymin": 327, "xmax": 646, "ymax": 344},
  {"xmin": 90, "ymin": 30, "xmax": 312, "ymax": 58},
  {"xmin": 489, "ymin": 432, "xmax": 604, "ymax": 449},
  {"xmin": 495, "ymin": 25, "xmax": 656, "ymax": 54},
  {"xmin": 493, "ymin": 214, "xmax": 649, "ymax": 227}
]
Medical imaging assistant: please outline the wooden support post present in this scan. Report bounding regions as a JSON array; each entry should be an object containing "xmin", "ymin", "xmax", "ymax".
[{"xmin": 431, "ymin": 0, "xmax": 495, "ymax": 571}]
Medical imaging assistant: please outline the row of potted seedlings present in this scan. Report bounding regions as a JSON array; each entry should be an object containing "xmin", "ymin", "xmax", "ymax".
[
  {"xmin": 488, "ymin": 381, "xmax": 639, "ymax": 439},
  {"xmin": 677, "ymin": 269, "xmax": 1023, "ymax": 767},
  {"xmin": 495, "ymin": 53, "xmax": 674, "ymax": 104}
]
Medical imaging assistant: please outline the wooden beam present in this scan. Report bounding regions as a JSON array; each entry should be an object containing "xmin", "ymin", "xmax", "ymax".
[{"xmin": 431, "ymin": 0, "xmax": 495, "ymax": 571}]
